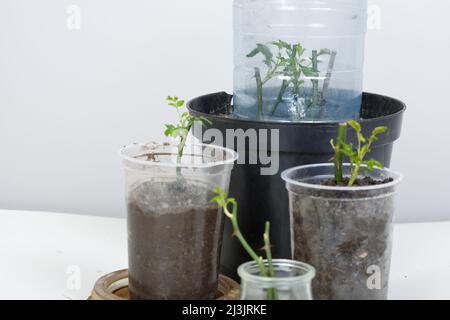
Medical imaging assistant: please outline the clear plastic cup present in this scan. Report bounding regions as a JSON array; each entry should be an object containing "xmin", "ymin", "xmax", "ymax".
[
  {"xmin": 119, "ymin": 142, "xmax": 238, "ymax": 300},
  {"xmin": 282, "ymin": 163, "xmax": 403, "ymax": 300},
  {"xmin": 234, "ymin": 0, "xmax": 368, "ymax": 122}
]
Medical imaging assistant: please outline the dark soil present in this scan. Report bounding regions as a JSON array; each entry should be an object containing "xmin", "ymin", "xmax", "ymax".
[
  {"xmin": 320, "ymin": 176, "xmax": 394, "ymax": 187},
  {"xmin": 127, "ymin": 179, "xmax": 223, "ymax": 300},
  {"xmin": 291, "ymin": 183, "xmax": 396, "ymax": 300}
]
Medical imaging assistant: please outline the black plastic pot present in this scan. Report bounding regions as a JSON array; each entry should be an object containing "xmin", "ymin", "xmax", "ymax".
[{"xmin": 187, "ymin": 92, "xmax": 406, "ymax": 280}]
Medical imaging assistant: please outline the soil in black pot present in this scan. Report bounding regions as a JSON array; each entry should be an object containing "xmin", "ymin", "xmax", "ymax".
[
  {"xmin": 127, "ymin": 179, "xmax": 223, "ymax": 300},
  {"xmin": 291, "ymin": 177, "xmax": 396, "ymax": 300}
]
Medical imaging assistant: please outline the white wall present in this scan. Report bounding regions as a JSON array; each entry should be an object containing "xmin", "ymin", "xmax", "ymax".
[
  {"xmin": 0, "ymin": 0, "xmax": 449, "ymax": 223},
  {"xmin": 364, "ymin": 0, "xmax": 450, "ymax": 222}
]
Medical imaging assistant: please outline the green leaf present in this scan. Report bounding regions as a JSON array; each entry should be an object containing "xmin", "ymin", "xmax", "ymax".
[
  {"xmin": 247, "ymin": 46, "xmax": 261, "ymax": 58},
  {"xmin": 280, "ymin": 40, "xmax": 291, "ymax": 50},
  {"xmin": 258, "ymin": 44, "xmax": 273, "ymax": 67},
  {"xmin": 364, "ymin": 159, "xmax": 384, "ymax": 171},
  {"xmin": 294, "ymin": 43, "xmax": 305, "ymax": 56},
  {"xmin": 180, "ymin": 111, "xmax": 189, "ymax": 119},
  {"xmin": 369, "ymin": 127, "xmax": 387, "ymax": 143},
  {"xmin": 210, "ymin": 195, "xmax": 225, "ymax": 205},
  {"xmin": 361, "ymin": 144, "xmax": 370, "ymax": 156},
  {"xmin": 258, "ymin": 44, "xmax": 273, "ymax": 59},
  {"xmin": 167, "ymin": 96, "xmax": 183, "ymax": 108},
  {"xmin": 164, "ymin": 124, "xmax": 176, "ymax": 137},
  {"xmin": 370, "ymin": 135, "xmax": 379, "ymax": 142},
  {"xmin": 372, "ymin": 126, "xmax": 388, "ymax": 136},
  {"xmin": 347, "ymin": 120, "xmax": 361, "ymax": 134},
  {"xmin": 302, "ymin": 67, "xmax": 317, "ymax": 77},
  {"xmin": 272, "ymin": 40, "xmax": 291, "ymax": 50},
  {"xmin": 211, "ymin": 187, "xmax": 228, "ymax": 206},
  {"xmin": 213, "ymin": 187, "xmax": 225, "ymax": 194},
  {"xmin": 171, "ymin": 127, "xmax": 189, "ymax": 138},
  {"xmin": 357, "ymin": 132, "xmax": 367, "ymax": 144},
  {"xmin": 341, "ymin": 142, "xmax": 355, "ymax": 157},
  {"xmin": 271, "ymin": 41, "xmax": 281, "ymax": 49},
  {"xmin": 247, "ymin": 44, "xmax": 274, "ymax": 68}
]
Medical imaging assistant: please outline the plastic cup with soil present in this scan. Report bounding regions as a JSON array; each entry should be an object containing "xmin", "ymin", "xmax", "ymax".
[
  {"xmin": 282, "ymin": 163, "xmax": 402, "ymax": 300},
  {"xmin": 119, "ymin": 142, "xmax": 238, "ymax": 300}
]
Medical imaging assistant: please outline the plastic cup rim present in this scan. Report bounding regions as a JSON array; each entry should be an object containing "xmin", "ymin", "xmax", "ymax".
[
  {"xmin": 118, "ymin": 142, "xmax": 238, "ymax": 169},
  {"xmin": 281, "ymin": 163, "xmax": 403, "ymax": 192}
]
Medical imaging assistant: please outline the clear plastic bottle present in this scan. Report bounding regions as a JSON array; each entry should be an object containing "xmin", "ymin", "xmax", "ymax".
[{"xmin": 233, "ymin": 0, "xmax": 367, "ymax": 122}]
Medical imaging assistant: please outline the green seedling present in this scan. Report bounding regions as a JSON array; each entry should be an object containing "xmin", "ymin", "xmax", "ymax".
[
  {"xmin": 331, "ymin": 122, "xmax": 348, "ymax": 184},
  {"xmin": 331, "ymin": 120, "xmax": 388, "ymax": 186},
  {"xmin": 164, "ymin": 96, "xmax": 211, "ymax": 170},
  {"xmin": 247, "ymin": 40, "xmax": 335, "ymax": 119},
  {"xmin": 211, "ymin": 188, "xmax": 278, "ymax": 300}
]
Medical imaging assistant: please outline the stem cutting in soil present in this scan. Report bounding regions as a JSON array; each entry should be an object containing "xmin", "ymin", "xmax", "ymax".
[
  {"xmin": 164, "ymin": 96, "xmax": 211, "ymax": 173},
  {"xmin": 211, "ymin": 187, "xmax": 278, "ymax": 300},
  {"xmin": 330, "ymin": 120, "xmax": 388, "ymax": 186}
]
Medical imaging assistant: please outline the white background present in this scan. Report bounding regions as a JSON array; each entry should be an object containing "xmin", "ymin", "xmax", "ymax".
[{"xmin": 0, "ymin": 0, "xmax": 449, "ymax": 223}]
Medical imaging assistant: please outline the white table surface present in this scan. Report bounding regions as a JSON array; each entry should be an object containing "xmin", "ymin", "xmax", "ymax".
[{"xmin": 0, "ymin": 209, "xmax": 449, "ymax": 300}]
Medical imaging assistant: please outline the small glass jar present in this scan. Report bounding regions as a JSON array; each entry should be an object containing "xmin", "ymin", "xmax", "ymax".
[{"xmin": 238, "ymin": 259, "xmax": 316, "ymax": 300}]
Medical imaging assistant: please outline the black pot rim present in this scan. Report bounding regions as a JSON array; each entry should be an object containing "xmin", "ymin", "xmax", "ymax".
[{"xmin": 187, "ymin": 91, "xmax": 407, "ymax": 126}]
